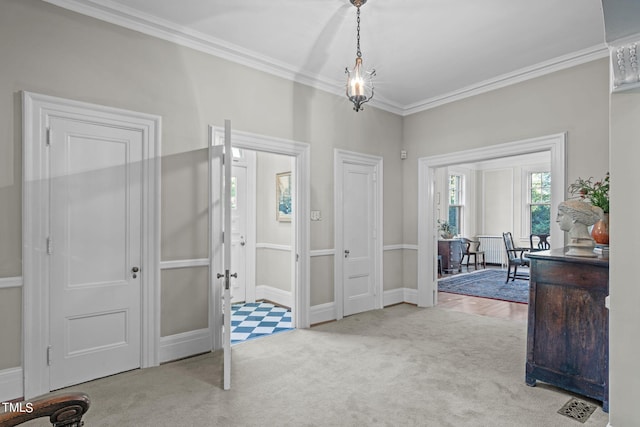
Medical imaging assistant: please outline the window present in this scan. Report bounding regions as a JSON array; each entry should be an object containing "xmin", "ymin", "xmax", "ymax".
[
  {"xmin": 448, "ymin": 174, "xmax": 464, "ymax": 235},
  {"xmin": 528, "ymin": 171, "xmax": 551, "ymax": 234},
  {"xmin": 230, "ymin": 176, "xmax": 237, "ymax": 209}
]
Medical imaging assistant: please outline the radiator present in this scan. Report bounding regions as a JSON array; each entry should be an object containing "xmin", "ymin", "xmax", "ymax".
[{"xmin": 477, "ymin": 235, "xmax": 505, "ymax": 266}]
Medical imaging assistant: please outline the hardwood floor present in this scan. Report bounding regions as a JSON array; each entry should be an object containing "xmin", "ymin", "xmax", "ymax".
[{"xmin": 437, "ymin": 291, "xmax": 528, "ymax": 322}]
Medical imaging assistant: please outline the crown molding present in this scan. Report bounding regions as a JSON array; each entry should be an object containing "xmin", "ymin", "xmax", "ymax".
[
  {"xmin": 41, "ymin": 0, "xmax": 404, "ymax": 115},
  {"xmin": 43, "ymin": 0, "xmax": 607, "ymax": 117},
  {"xmin": 402, "ymin": 44, "xmax": 609, "ymax": 116}
]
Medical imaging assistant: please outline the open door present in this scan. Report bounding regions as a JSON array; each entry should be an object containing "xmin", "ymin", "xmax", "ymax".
[{"xmin": 210, "ymin": 120, "xmax": 234, "ymax": 390}]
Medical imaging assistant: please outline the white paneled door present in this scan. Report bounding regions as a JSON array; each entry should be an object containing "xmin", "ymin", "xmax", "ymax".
[
  {"xmin": 341, "ymin": 161, "xmax": 379, "ymax": 317},
  {"xmin": 48, "ymin": 117, "xmax": 142, "ymax": 390}
]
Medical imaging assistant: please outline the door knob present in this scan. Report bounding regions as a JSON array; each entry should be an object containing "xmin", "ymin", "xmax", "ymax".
[
  {"xmin": 344, "ymin": 249, "xmax": 350, "ymax": 258},
  {"xmin": 240, "ymin": 236, "xmax": 246, "ymax": 246},
  {"xmin": 132, "ymin": 266, "xmax": 139, "ymax": 278},
  {"xmin": 217, "ymin": 270, "xmax": 238, "ymax": 290}
]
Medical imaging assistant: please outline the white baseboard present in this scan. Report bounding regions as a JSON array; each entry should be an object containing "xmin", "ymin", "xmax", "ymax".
[
  {"xmin": 159, "ymin": 328, "xmax": 211, "ymax": 364},
  {"xmin": 402, "ymin": 288, "xmax": 418, "ymax": 305},
  {"xmin": 255, "ymin": 285, "xmax": 293, "ymax": 308},
  {"xmin": 383, "ymin": 287, "xmax": 418, "ymax": 306},
  {"xmin": 0, "ymin": 367, "xmax": 23, "ymax": 402},
  {"xmin": 311, "ymin": 289, "xmax": 418, "ymax": 326},
  {"xmin": 382, "ymin": 288, "xmax": 418, "ymax": 307},
  {"xmin": 383, "ymin": 288, "xmax": 405, "ymax": 306},
  {"xmin": 310, "ymin": 302, "xmax": 336, "ymax": 325}
]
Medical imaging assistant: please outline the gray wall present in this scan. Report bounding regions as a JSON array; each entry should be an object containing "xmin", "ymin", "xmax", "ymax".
[
  {"xmin": 256, "ymin": 152, "xmax": 293, "ymax": 293},
  {"xmin": 0, "ymin": 0, "xmax": 403, "ymax": 370},
  {"xmin": 401, "ymin": 58, "xmax": 610, "ymax": 289}
]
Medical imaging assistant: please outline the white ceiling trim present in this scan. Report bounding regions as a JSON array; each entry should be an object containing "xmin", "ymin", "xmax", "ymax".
[
  {"xmin": 43, "ymin": 0, "xmax": 406, "ymax": 114},
  {"xmin": 43, "ymin": 0, "xmax": 607, "ymax": 117},
  {"xmin": 403, "ymin": 44, "xmax": 609, "ymax": 116}
]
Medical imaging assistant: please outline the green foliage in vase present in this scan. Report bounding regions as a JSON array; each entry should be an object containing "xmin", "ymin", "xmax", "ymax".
[
  {"xmin": 437, "ymin": 219, "xmax": 457, "ymax": 237},
  {"xmin": 568, "ymin": 172, "xmax": 610, "ymax": 213}
]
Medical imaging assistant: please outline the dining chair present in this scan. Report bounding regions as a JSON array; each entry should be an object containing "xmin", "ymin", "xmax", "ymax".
[
  {"xmin": 460, "ymin": 237, "xmax": 486, "ymax": 271},
  {"xmin": 529, "ymin": 233, "xmax": 550, "ymax": 251},
  {"xmin": 502, "ymin": 232, "xmax": 530, "ymax": 283}
]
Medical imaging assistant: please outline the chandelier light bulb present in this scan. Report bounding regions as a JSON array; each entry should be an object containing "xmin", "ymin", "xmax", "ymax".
[{"xmin": 351, "ymin": 59, "xmax": 364, "ymax": 96}]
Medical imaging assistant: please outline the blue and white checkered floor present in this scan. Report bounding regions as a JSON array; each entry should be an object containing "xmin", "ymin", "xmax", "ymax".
[{"xmin": 231, "ymin": 302, "xmax": 293, "ymax": 345}]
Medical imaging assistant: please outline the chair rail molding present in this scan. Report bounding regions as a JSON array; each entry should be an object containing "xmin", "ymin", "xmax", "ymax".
[
  {"xmin": 256, "ymin": 243, "xmax": 292, "ymax": 252},
  {"xmin": 383, "ymin": 244, "xmax": 418, "ymax": 251},
  {"xmin": 0, "ymin": 277, "xmax": 22, "ymax": 289},
  {"xmin": 310, "ymin": 248, "xmax": 335, "ymax": 257},
  {"xmin": 160, "ymin": 258, "xmax": 209, "ymax": 269}
]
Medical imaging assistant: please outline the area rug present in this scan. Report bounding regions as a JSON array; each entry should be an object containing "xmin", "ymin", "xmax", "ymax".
[{"xmin": 438, "ymin": 269, "xmax": 529, "ymax": 303}]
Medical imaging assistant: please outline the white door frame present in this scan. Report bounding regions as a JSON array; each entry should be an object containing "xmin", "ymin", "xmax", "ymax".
[
  {"xmin": 334, "ymin": 149, "xmax": 384, "ymax": 320},
  {"xmin": 209, "ymin": 126, "xmax": 310, "ymax": 352},
  {"xmin": 417, "ymin": 133, "xmax": 566, "ymax": 308},
  {"xmin": 231, "ymin": 150, "xmax": 257, "ymax": 303},
  {"xmin": 22, "ymin": 92, "xmax": 161, "ymax": 398},
  {"xmin": 244, "ymin": 152, "xmax": 257, "ymax": 303}
]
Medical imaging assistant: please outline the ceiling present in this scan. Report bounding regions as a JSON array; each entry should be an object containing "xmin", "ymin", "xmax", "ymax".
[{"xmin": 45, "ymin": 0, "xmax": 608, "ymax": 115}]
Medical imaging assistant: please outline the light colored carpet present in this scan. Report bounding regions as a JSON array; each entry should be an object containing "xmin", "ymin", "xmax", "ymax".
[{"xmin": 58, "ymin": 304, "xmax": 608, "ymax": 426}]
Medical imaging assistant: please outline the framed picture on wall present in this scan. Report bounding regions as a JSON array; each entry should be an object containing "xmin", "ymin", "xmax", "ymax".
[{"xmin": 276, "ymin": 171, "xmax": 292, "ymax": 222}]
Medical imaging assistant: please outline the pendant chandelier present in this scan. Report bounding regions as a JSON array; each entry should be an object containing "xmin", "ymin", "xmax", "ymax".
[{"xmin": 345, "ymin": 0, "xmax": 376, "ymax": 112}]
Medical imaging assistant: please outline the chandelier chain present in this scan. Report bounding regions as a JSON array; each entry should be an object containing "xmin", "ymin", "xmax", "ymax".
[{"xmin": 356, "ymin": 7, "xmax": 361, "ymax": 58}]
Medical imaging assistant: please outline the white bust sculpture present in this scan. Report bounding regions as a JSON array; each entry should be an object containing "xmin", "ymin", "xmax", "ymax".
[{"xmin": 557, "ymin": 200, "xmax": 603, "ymax": 257}]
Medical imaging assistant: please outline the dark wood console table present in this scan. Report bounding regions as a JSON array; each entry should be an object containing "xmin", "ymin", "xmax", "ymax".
[
  {"xmin": 438, "ymin": 239, "xmax": 462, "ymax": 274},
  {"xmin": 526, "ymin": 249, "xmax": 609, "ymax": 412}
]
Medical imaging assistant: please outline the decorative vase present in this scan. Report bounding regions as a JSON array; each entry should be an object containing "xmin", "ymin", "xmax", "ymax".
[
  {"xmin": 591, "ymin": 213, "xmax": 609, "ymax": 245},
  {"xmin": 441, "ymin": 232, "xmax": 454, "ymax": 239}
]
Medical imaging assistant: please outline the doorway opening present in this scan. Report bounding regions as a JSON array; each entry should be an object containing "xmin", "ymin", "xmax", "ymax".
[
  {"xmin": 435, "ymin": 151, "xmax": 550, "ymax": 276},
  {"xmin": 230, "ymin": 149, "xmax": 296, "ymax": 345},
  {"xmin": 209, "ymin": 126, "xmax": 310, "ymax": 352},
  {"xmin": 417, "ymin": 133, "xmax": 566, "ymax": 308}
]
